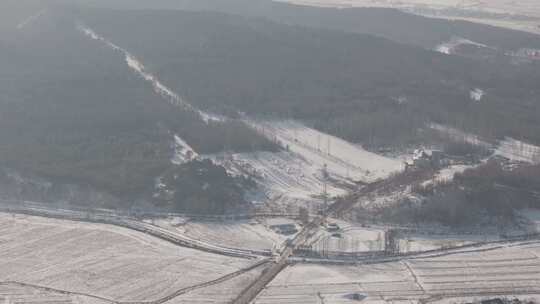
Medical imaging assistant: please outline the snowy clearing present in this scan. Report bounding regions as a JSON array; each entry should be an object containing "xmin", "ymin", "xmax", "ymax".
[
  {"xmin": 211, "ymin": 120, "xmax": 402, "ymax": 211},
  {"xmin": 256, "ymin": 242, "xmax": 540, "ymax": 303},
  {"xmin": 172, "ymin": 134, "xmax": 198, "ymax": 164},
  {"xmin": 430, "ymin": 123, "xmax": 540, "ymax": 164},
  {"xmin": 435, "ymin": 37, "xmax": 490, "ymax": 55},
  {"xmin": 215, "ymin": 151, "xmax": 347, "ymax": 202},
  {"xmin": 421, "ymin": 163, "xmax": 481, "ymax": 188},
  {"xmin": 495, "ymin": 138, "xmax": 540, "ymax": 164},
  {"xmin": 250, "ymin": 120, "xmax": 403, "ymax": 184},
  {"xmin": 0, "ymin": 213, "xmax": 255, "ymax": 302},
  {"xmin": 429, "ymin": 123, "xmax": 493, "ymax": 149}
]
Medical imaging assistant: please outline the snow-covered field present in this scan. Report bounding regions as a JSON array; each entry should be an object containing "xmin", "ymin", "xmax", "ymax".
[
  {"xmin": 274, "ymin": 0, "xmax": 540, "ymax": 17},
  {"xmin": 166, "ymin": 263, "xmax": 267, "ymax": 304},
  {"xmin": 256, "ymin": 242, "xmax": 540, "ymax": 303},
  {"xmin": 0, "ymin": 282, "xmax": 109, "ymax": 304},
  {"xmin": 308, "ymin": 221, "xmax": 385, "ymax": 253},
  {"xmin": 398, "ymin": 234, "xmax": 484, "ymax": 253},
  {"xmin": 274, "ymin": 0, "xmax": 540, "ymax": 34},
  {"xmin": 0, "ymin": 213, "xmax": 256, "ymax": 302}
]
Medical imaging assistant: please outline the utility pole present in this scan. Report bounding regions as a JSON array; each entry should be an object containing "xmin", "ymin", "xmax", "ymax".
[
  {"xmin": 322, "ymin": 164, "xmax": 329, "ymax": 211},
  {"xmin": 327, "ymin": 137, "xmax": 331, "ymax": 156}
]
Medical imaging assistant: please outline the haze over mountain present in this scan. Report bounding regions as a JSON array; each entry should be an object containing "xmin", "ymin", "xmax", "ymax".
[
  {"xmin": 2, "ymin": 2, "xmax": 540, "ymax": 302},
  {"xmin": 1, "ymin": 0, "xmax": 540, "ymax": 212}
]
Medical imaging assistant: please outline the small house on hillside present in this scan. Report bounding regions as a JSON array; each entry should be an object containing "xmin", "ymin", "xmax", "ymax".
[{"xmin": 406, "ymin": 149, "xmax": 444, "ymax": 170}]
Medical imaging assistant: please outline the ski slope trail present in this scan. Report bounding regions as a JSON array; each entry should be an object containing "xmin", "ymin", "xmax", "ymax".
[
  {"xmin": 77, "ymin": 25, "xmax": 222, "ymax": 123},
  {"xmin": 16, "ymin": 9, "xmax": 47, "ymax": 30}
]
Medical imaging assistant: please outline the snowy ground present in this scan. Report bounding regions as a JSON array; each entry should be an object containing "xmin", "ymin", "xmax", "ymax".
[
  {"xmin": 214, "ymin": 151, "xmax": 347, "ymax": 204},
  {"xmin": 0, "ymin": 213, "xmax": 256, "ymax": 302},
  {"xmin": 207, "ymin": 120, "xmax": 403, "ymax": 213},
  {"xmin": 430, "ymin": 123, "xmax": 540, "ymax": 165},
  {"xmin": 256, "ymin": 241, "xmax": 540, "ymax": 303},
  {"xmin": 397, "ymin": 234, "xmax": 490, "ymax": 253},
  {"xmin": 421, "ymin": 163, "xmax": 483, "ymax": 188},
  {"xmin": 495, "ymin": 138, "xmax": 540, "ymax": 164},
  {"xmin": 216, "ymin": 120, "xmax": 402, "ymax": 211},
  {"xmin": 307, "ymin": 221, "xmax": 385, "ymax": 253},
  {"xmin": 166, "ymin": 263, "xmax": 267, "ymax": 304},
  {"xmin": 148, "ymin": 217, "xmax": 294, "ymax": 253}
]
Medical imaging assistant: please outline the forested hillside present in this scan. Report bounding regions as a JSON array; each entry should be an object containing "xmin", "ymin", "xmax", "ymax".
[
  {"xmin": 77, "ymin": 8, "xmax": 540, "ymax": 147},
  {"xmin": 68, "ymin": 0, "xmax": 540, "ymax": 51},
  {"xmin": 3, "ymin": 1, "xmax": 540, "ymax": 211},
  {"xmin": 0, "ymin": 10, "xmax": 274, "ymax": 202}
]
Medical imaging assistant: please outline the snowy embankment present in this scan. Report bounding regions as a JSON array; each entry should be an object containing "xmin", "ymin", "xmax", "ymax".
[
  {"xmin": 0, "ymin": 200, "xmax": 264, "ymax": 258},
  {"xmin": 0, "ymin": 213, "xmax": 257, "ymax": 303},
  {"xmin": 149, "ymin": 217, "xmax": 293, "ymax": 252}
]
